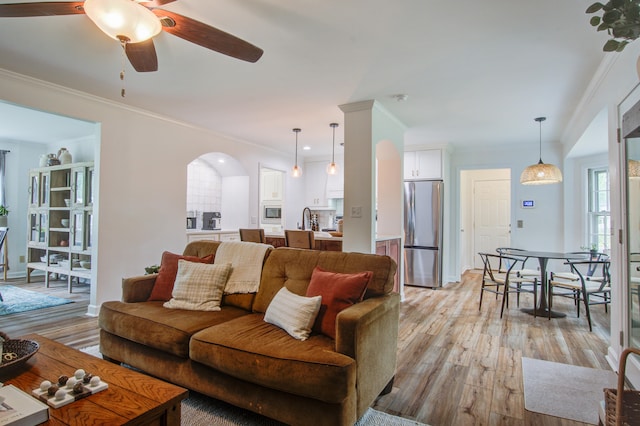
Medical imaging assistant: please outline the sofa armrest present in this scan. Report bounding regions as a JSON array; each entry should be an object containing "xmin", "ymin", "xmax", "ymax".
[
  {"xmin": 335, "ymin": 292, "xmax": 400, "ymax": 417},
  {"xmin": 122, "ymin": 274, "xmax": 157, "ymax": 302}
]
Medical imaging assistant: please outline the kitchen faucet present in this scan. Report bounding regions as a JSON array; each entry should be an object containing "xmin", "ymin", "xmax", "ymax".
[{"xmin": 301, "ymin": 207, "xmax": 311, "ymax": 230}]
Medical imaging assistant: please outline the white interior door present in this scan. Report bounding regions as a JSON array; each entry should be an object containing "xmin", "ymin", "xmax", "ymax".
[{"xmin": 473, "ymin": 179, "xmax": 511, "ymax": 268}]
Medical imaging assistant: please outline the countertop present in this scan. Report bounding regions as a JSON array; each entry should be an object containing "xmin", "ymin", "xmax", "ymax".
[{"xmin": 186, "ymin": 229, "xmax": 401, "ymax": 243}]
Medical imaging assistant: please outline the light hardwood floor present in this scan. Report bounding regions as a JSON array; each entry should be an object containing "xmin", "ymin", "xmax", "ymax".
[{"xmin": 0, "ymin": 271, "xmax": 611, "ymax": 426}]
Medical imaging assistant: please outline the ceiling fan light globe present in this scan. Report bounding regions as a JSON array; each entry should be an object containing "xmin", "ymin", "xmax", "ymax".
[{"xmin": 84, "ymin": 0, "xmax": 161, "ymax": 44}]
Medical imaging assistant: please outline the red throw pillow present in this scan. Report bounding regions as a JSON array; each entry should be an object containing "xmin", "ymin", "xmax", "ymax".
[
  {"xmin": 305, "ymin": 266, "xmax": 372, "ymax": 339},
  {"xmin": 147, "ymin": 251, "xmax": 214, "ymax": 301}
]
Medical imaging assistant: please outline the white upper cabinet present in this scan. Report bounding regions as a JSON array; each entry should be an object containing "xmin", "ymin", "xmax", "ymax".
[
  {"xmin": 404, "ymin": 149, "xmax": 442, "ymax": 180},
  {"xmin": 325, "ymin": 160, "xmax": 344, "ymax": 199},
  {"xmin": 305, "ymin": 161, "xmax": 328, "ymax": 206},
  {"xmin": 261, "ymin": 170, "xmax": 283, "ymax": 201}
]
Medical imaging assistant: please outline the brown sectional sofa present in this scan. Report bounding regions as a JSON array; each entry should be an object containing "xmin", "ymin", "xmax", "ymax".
[{"xmin": 98, "ymin": 240, "xmax": 400, "ymax": 426}]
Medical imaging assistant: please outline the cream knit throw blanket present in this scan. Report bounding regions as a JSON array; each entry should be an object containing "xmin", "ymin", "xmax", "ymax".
[{"xmin": 215, "ymin": 241, "xmax": 271, "ymax": 294}]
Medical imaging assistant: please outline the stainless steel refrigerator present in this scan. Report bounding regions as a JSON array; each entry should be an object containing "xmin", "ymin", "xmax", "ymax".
[{"xmin": 404, "ymin": 180, "xmax": 443, "ymax": 288}]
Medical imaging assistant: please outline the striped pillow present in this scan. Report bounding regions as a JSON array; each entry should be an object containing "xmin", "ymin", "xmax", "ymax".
[
  {"xmin": 264, "ymin": 287, "xmax": 322, "ymax": 341},
  {"xmin": 163, "ymin": 260, "xmax": 231, "ymax": 311}
]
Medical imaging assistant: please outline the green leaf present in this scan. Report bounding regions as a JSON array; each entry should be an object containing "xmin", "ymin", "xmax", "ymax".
[
  {"xmin": 604, "ymin": 39, "xmax": 621, "ymax": 51},
  {"xmin": 590, "ymin": 16, "xmax": 602, "ymax": 26},
  {"xmin": 597, "ymin": 22, "xmax": 611, "ymax": 31},
  {"xmin": 586, "ymin": 2, "xmax": 605, "ymax": 13},
  {"xmin": 611, "ymin": 0, "xmax": 625, "ymax": 8},
  {"xmin": 603, "ymin": 9, "xmax": 622, "ymax": 23},
  {"xmin": 616, "ymin": 40, "xmax": 630, "ymax": 51}
]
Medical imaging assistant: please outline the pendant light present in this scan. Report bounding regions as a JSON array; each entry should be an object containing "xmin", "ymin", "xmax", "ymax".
[
  {"xmin": 291, "ymin": 128, "xmax": 302, "ymax": 178},
  {"xmin": 629, "ymin": 159, "xmax": 640, "ymax": 179},
  {"xmin": 520, "ymin": 117, "xmax": 563, "ymax": 185},
  {"xmin": 326, "ymin": 123, "xmax": 339, "ymax": 175}
]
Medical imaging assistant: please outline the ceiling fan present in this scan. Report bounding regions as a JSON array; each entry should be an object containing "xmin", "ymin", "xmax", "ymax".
[{"xmin": 0, "ymin": 0, "xmax": 264, "ymax": 73}]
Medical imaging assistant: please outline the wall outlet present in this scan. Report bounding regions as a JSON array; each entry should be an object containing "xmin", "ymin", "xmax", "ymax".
[
  {"xmin": 517, "ymin": 220, "xmax": 523, "ymax": 228},
  {"xmin": 19, "ymin": 255, "xmax": 25, "ymax": 263},
  {"xmin": 351, "ymin": 206, "xmax": 362, "ymax": 218}
]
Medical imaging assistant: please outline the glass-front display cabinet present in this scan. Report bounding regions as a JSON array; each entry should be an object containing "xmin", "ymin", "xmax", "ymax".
[
  {"xmin": 623, "ymin": 100, "xmax": 640, "ymax": 349},
  {"xmin": 26, "ymin": 161, "xmax": 94, "ymax": 290}
]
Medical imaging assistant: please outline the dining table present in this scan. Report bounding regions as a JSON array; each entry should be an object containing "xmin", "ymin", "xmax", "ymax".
[{"xmin": 499, "ymin": 249, "xmax": 590, "ymax": 318}]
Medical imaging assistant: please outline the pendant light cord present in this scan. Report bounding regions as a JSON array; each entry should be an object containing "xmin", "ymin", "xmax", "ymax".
[
  {"xmin": 535, "ymin": 116, "xmax": 546, "ymax": 165},
  {"xmin": 330, "ymin": 123, "xmax": 338, "ymax": 163}
]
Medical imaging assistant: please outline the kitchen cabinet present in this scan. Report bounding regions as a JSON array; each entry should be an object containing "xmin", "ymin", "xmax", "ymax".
[
  {"xmin": 325, "ymin": 160, "xmax": 344, "ymax": 199},
  {"xmin": 261, "ymin": 170, "xmax": 283, "ymax": 201},
  {"xmin": 376, "ymin": 238, "xmax": 400, "ymax": 292},
  {"xmin": 26, "ymin": 162, "xmax": 94, "ymax": 291},
  {"xmin": 305, "ymin": 161, "xmax": 328, "ymax": 206},
  {"xmin": 404, "ymin": 149, "xmax": 442, "ymax": 180}
]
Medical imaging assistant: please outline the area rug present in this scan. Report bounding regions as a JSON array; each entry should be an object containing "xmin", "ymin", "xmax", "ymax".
[
  {"xmin": 80, "ymin": 345, "xmax": 427, "ymax": 426},
  {"xmin": 522, "ymin": 357, "xmax": 617, "ymax": 425},
  {"xmin": 0, "ymin": 285, "xmax": 73, "ymax": 315}
]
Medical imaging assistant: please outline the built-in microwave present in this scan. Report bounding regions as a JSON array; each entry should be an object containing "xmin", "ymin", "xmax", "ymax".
[{"xmin": 263, "ymin": 206, "xmax": 282, "ymax": 220}]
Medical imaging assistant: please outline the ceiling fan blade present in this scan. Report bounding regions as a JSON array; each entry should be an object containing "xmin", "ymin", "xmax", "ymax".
[
  {"xmin": 125, "ymin": 39, "xmax": 158, "ymax": 72},
  {"xmin": 139, "ymin": 0, "xmax": 177, "ymax": 7},
  {"xmin": 0, "ymin": 2, "xmax": 85, "ymax": 17},
  {"xmin": 152, "ymin": 9, "xmax": 263, "ymax": 63}
]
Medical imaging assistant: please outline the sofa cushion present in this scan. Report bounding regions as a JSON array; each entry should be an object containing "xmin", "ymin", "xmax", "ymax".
[
  {"xmin": 98, "ymin": 300, "xmax": 249, "ymax": 358},
  {"xmin": 254, "ymin": 248, "xmax": 396, "ymax": 313},
  {"xmin": 163, "ymin": 261, "xmax": 231, "ymax": 311},
  {"xmin": 305, "ymin": 266, "xmax": 371, "ymax": 339},
  {"xmin": 263, "ymin": 287, "xmax": 321, "ymax": 341},
  {"xmin": 148, "ymin": 251, "xmax": 214, "ymax": 301},
  {"xmin": 190, "ymin": 314, "xmax": 356, "ymax": 403}
]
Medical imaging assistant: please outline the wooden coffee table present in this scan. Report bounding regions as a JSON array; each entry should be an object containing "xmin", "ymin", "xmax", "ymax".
[{"xmin": 0, "ymin": 334, "xmax": 188, "ymax": 425}]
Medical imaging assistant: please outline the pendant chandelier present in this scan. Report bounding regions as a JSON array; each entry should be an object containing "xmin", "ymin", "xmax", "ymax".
[
  {"xmin": 629, "ymin": 159, "xmax": 640, "ymax": 179},
  {"xmin": 291, "ymin": 128, "xmax": 302, "ymax": 178},
  {"xmin": 326, "ymin": 123, "xmax": 339, "ymax": 175},
  {"xmin": 520, "ymin": 117, "xmax": 563, "ymax": 185}
]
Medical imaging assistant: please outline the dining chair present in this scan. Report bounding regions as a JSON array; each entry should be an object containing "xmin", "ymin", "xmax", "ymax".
[
  {"xmin": 495, "ymin": 247, "xmax": 541, "ymax": 280},
  {"xmin": 478, "ymin": 252, "xmax": 538, "ymax": 318},
  {"xmin": 284, "ymin": 230, "xmax": 315, "ymax": 249},
  {"xmin": 239, "ymin": 228, "xmax": 266, "ymax": 243},
  {"xmin": 548, "ymin": 259, "xmax": 611, "ymax": 331}
]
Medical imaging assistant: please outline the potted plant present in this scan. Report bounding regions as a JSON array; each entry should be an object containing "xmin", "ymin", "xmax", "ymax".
[
  {"xmin": 587, "ymin": 0, "xmax": 640, "ymax": 51},
  {"xmin": 0, "ymin": 205, "xmax": 8, "ymax": 228}
]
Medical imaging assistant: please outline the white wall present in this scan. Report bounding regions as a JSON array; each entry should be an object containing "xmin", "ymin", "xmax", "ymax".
[
  {"xmin": 0, "ymin": 68, "xmax": 298, "ymax": 315},
  {"xmin": 221, "ymin": 176, "xmax": 249, "ymax": 230},
  {"xmin": 449, "ymin": 141, "xmax": 564, "ymax": 283}
]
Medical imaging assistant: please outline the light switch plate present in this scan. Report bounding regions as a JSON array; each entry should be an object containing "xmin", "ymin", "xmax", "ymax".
[{"xmin": 351, "ymin": 206, "xmax": 362, "ymax": 218}]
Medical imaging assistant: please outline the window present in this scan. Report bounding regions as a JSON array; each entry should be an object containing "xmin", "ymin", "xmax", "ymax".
[{"xmin": 588, "ymin": 167, "xmax": 610, "ymax": 252}]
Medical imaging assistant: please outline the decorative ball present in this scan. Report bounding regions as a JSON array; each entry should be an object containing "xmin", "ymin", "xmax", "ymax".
[
  {"xmin": 40, "ymin": 380, "xmax": 52, "ymax": 391},
  {"xmin": 55, "ymin": 389, "xmax": 66, "ymax": 401},
  {"xmin": 66, "ymin": 377, "xmax": 78, "ymax": 389},
  {"xmin": 48, "ymin": 385, "xmax": 59, "ymax": 396},
  {"xmin": 74, "ymin": 369, "xmax": 85, "ymax": 380},
  {"xmin": 72, "ymin": 382, "xmax": 84, "ymax": 394},
  {"xmin": 89, "ymin": 376, "xmax": 100, "ymax": 387},
  {"xmin": 83, "ymin": 373, "xmax": 93, "ymax": 384},
  {"xmin": 58, "ymin": 375, "xmax": 69, "ymax": 386}
]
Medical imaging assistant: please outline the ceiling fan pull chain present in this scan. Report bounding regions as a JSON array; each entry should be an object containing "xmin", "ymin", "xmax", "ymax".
[{"xmin": 120, "ymin": 40, "xmax": 127, "ymax": 98}]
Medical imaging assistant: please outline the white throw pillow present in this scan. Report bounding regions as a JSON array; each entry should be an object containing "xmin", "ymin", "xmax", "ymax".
[
  {"xmin": 264, "ymin": 287, "xmax": 322, "ymax": 341},
  {"xmin": 163, "ymin": 260, "xmax": 231, "ymax": 311}
]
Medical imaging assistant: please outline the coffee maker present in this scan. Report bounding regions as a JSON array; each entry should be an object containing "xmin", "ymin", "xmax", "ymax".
[{"xmin": 202, "ymin": 212, "xmax": 222, "ymax": 230}]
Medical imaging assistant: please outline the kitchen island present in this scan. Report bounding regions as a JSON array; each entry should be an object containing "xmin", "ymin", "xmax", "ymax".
[{"xmin": 186, "ymin": 229, "xmax": 400, "ymax": 291}]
